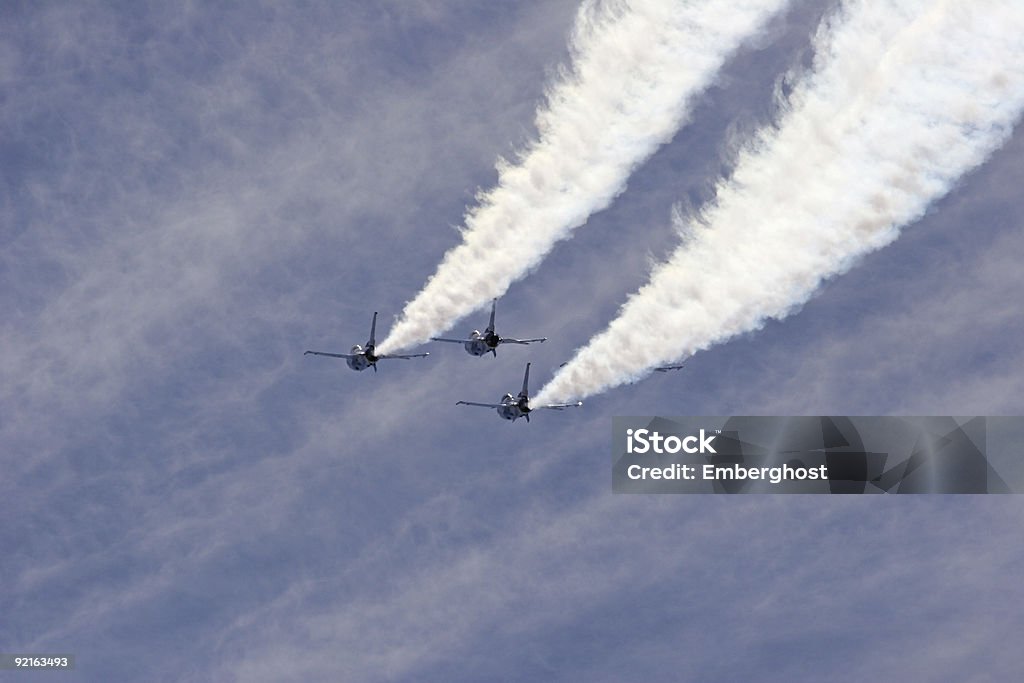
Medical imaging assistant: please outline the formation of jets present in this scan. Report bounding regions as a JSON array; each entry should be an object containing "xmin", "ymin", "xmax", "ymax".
[{"xmin": 304, "ymin": 299, "xmax": 684, "ymax": 422}]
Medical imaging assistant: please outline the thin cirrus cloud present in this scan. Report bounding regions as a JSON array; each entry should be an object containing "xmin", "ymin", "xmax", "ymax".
[{"xmin": 4, "ymin": 3, "xmax": 1024, "ymax": 682}]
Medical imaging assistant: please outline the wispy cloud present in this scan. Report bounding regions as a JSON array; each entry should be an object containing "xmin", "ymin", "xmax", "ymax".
[
  {"xmin": 5, "ymin": 4, "xmax": 1024, "ymax": 682},
  {"xmin": 196, "ymin": 494, "xmax": 1024, "ymax": 682}
]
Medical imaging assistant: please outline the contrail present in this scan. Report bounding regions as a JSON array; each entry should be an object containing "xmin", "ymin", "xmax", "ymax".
[
  {"xmin": 376, "ymin": 0, "xmax": 791, "ymax": 355},
  {"xmin": 535, "ymin": 0, "xmax": 1024, "ymax": 405}
]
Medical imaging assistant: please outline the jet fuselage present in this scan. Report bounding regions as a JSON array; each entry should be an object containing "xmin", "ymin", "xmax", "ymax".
[
  {"xmin": 462, "ymin": 330, "xmax": 502, "ymax": 356},
  {"xmin": 345, "ymin": 344, "xmax": 378, "ymax": 371},
  {"xmin": 496, "ymin": 393, "xmax": 531, "ymax": 421}
]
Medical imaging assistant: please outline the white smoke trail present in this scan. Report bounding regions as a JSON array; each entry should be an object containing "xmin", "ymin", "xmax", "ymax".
[
  {"xmin": 376, "ymin": 0, "xmax": 791, "ymax": 355},
  {"xmin": 535, "ymin": 0, "xmax": 1024, "ymax": 405}
]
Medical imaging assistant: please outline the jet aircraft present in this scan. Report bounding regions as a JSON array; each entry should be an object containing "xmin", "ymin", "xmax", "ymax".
[
  {"xmin": 654, "ymin": 363, "xmax": 687, "ymax": 372},
  {"xmin": 457, "ymin": 362, "xmax": 582, "ymax": 422},
  {"xmin": 304, "ymin": 312, "xmax": 428, "ymax": 372},
  {"xmin": 432, "ymin": 298, "xmax": 546, "ymax": 357},
  {"xmin": 558, "ymin": 361, "xmax": 687, "ymax": 373}
]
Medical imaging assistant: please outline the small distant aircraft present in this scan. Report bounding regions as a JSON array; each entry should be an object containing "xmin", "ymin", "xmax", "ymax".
[
  {"xmin": 558, "ymin": 361, "xmax": 687, "ymax": 373},
  {"xmin": 431, "ymin": 298, "xmax": 546, "ymax": 357},
  {"xmin": 457, "ymin": 362, "xmax": 582, "ymax": 422},
  {"xmin": 304, "ymin": 312, "xmax": 428, "ymax": 372},
  {"xmin": 654, "ymin": 363, "xmax": 687, "ymax": 373}
]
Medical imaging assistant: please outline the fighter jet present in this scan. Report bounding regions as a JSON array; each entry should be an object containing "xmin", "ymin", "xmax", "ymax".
[
  {"xmin": 558, "ymin": 361, "xmax": 686, "ymax": 373},
  {"xmin": 304, "ymin": 312, "xmax": 428, "ymax": 372},
  {"xmin": 431, "ymin": 298, "xmax": 546, "ymax": 357},
  {"xmin": 654, "ymin": 363, "xmax": 687, "ymax": 373},
  {"xmin": 456, "ymin": 362, "xmax": 582, "ymax": 422}
]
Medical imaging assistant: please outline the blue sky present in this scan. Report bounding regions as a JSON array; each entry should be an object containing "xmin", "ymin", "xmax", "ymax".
[{"xmin": 3, "ymin": 1, "xmax": 1023, "ymax": 681}]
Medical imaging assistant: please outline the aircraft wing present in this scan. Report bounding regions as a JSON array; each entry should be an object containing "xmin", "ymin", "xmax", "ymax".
[
  {"xmin": 500, "ymin": 337, "xmax": 547, "ymax": 345},
  {"xmin": 456, "ymin": 400, "xmax": 504, "ymax": 409},
  {"xmin": 380, "ymin": 352, "xmax": 430, "ymax": 360},
  {"xmin": 304, "ymin": 350, "xmax": 356, "ymax": 359},
  {"xmin": 536, "ymin": 401, "xmax": 583, "ymax": 411},
  {"xmin": 430, "ymin": 337, "xmax": 468, "ymax": 343}
]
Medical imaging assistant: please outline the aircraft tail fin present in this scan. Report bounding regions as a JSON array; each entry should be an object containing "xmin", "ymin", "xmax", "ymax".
[
  {"xmin": 368, "ymin": 312, "xmax": 378, "ymax": 348},
  {"xmin": 520, "ymin": 362, "xmax": 531, "ymax": 398},
  {"xmin": 487, "ymin": 298, "xmax": 497, "ymax": 333}
]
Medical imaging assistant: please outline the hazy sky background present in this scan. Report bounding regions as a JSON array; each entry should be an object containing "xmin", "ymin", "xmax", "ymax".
[{"xmin": 3, "ymin": 1, "xmax": 1023, "ymax": 681}]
